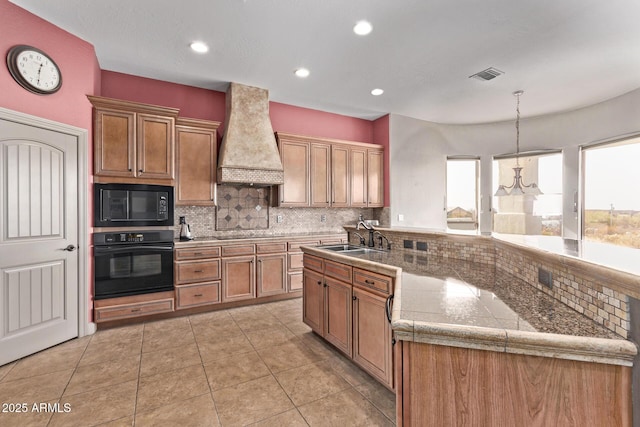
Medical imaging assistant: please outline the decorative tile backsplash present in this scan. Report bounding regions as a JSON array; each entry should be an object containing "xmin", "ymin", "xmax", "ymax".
[{"xmin": 216, "ymin": 185, "xmax": 269, "ymax": 230}]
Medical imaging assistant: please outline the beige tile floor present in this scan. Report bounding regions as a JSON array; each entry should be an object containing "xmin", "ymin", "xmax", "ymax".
[{"xmin": 0, "ymin": 298, "xmax": 395, "ymax": 427}]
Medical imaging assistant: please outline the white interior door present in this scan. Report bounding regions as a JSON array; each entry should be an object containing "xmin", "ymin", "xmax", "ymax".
[{"xmin": 0, "ymin": 118, "xmax": 79, "ymax": 365}]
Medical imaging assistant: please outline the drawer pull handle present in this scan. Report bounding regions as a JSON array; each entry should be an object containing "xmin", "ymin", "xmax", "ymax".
[
  {"xmin": 131, "ymin": 308, "xmax": 141, "ymax": 313},
  {"xmin": 194, "ymin": 270, "xmax": 203, "ymax": 273},
  {"xmin": 365, "ymin": 279, "xmax": 375, "ymax": 285},
  {"xmin": 194, "ymin": 252, "xmax": 203, "ymax": 255},
  {"xmin": 194, "ymin": 293, "xmax": 203, "ymax": 297}
]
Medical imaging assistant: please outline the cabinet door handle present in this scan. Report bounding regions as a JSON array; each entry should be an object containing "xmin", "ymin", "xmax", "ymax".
[
  {"xmin": 352, "ymin": 295, "xmax": 357, "ymax": 301},
  {"xmin": 385, "ymin": 295, "xmax": 394, "ymax": 323},
  {"xmin": 139, "ymin": 169, "xmax": 143, "ymax": 173},
  {"xmin": 364, "ymin": 279, "xmax": 375, "ymax": 285},
  {"xmin": 128, "ymin": 168, "xmax": 132, "ymax": 172},
  {"xmin": 323, "ymin": 283, "xmax": 328, "ymax": 287}
]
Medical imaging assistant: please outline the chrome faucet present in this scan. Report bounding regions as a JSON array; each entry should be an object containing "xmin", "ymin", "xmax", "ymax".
[
  {"xmin": 356, "ymin": 220, "xmax": 375, "ymax": 247},
  {"xmin": 373, "ymin": 231, "xmax": 391, "ymax": 250}
]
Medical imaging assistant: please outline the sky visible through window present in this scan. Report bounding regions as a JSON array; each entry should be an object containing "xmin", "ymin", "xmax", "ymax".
[{"xmin": 584, "ymin": 140, "xmax": 640, "ymax": 210}]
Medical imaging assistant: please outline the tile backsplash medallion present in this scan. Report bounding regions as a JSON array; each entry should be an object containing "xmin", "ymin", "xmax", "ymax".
[
  {"xmin": 216, "ymin": 185, "xmax": 269, "ymax": 231},
  {"xmin": 175, "ymin": 185, "xmax": 377, "ymax": 239}
]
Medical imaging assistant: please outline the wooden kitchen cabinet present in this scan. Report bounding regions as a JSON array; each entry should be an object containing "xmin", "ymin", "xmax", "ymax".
[
  {"xmin": 278, "ymin": 136, "xmax": 310, "ymax": 207},
  {"xmin": 303, "ymin": 256, "xmax": 353, "ymax": 356},
  {"xmin": 324, "ymin": 276, "xmax": 352, "ymax": 356},
  {"xmin": 276, "ymin": 132, "xmax": 384, "ymax": 208},
  {"xmin": 310, "ymin": 142, "xmax": 331, "ymax": 207},
  {"xmin": 303, "ymin": 252, "xmax": 394, "ymax": 390},
  {"xmin": 257, "ymin": 253, "xmax": 287, "ymax": 297},
  {"xmin": 221, "ymin": 255, "xmax": 256, "ymax": 302},
  {"xmin": 175, "ymin": 118, "xmax": 220, "ymax": 205},
  {"xmin": 331, "ymin": 145, "xmax": 349, "ymax": 207},
  {"xmin": 88, "ymin": 95, "xmax": 179, "ymax": 184},
  {"xmin": 367, "ymin": 149, "xmax": 384, "ymax": 207},
  {"xmin": 350, "ymin": 147, "xmax": 368, "ymax": 207},
  {"xmin": 353, "ymin": 287, "xmax": 393, "ymax": 387},
  {"xmin": 303, "ymin": 267, "xmax": 324, "ymax": 334}
]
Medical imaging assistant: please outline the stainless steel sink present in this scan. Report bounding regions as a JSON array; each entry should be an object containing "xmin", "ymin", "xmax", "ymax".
[
  {"xmin": 318, "ymin": 244, "xmax": 363, "ymax": 251},
  {"xmin": 317, "ymin": 244, "xmax": 381, "ymax": 254}
]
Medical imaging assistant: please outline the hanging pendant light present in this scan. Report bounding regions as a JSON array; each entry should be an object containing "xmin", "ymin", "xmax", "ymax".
[{"xmin": 494, "ymin": 90, "xmax": 543, "ymax": 197}]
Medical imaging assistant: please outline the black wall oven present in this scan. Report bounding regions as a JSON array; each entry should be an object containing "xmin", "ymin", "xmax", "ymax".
[
  {"xmin": 94, "ymin": 183, "xmax": 173, "ymax": 227},
  {"xmin": 94, "ymin": 230, "xmax": 174, "ymax": 300}
]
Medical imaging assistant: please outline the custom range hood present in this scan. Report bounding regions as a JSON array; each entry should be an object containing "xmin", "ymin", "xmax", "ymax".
[{"xmin": 217, "ymin": 83, "xmax": 284, "ymax": 185}]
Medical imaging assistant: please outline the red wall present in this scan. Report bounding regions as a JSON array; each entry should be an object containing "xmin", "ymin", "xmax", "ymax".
[
  {"xmin": 0, "ymin": 0, "xmax": 98, "ymax": 130},
  {"xmin": 100, "ymin": 71, "xmax": 376, "ymax": 144},
  {"xmin": 101, "ymin": 71, "xmax": 225, "ymax": 122},
  {"xmin": 269, "ymin": 101, "xmax": 373, "ymax": 143}
]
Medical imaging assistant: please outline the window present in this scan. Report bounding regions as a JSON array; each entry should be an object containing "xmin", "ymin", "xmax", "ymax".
[
  {"xmin": 446, "ymin": 158, "xmax": 479, "ymax": 231},
  {"xmin": 582, "ymin": 137, "xmax": 640, "ymax": 249},
  {"xmin": 492, "ymin": 152, "xmax": 562, "ymax": 236}
]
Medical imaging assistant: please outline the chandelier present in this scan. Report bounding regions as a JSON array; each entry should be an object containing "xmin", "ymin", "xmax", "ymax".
[{"xmin": 494, "ymin": 90, "xmax": 542, "ymax": 196}]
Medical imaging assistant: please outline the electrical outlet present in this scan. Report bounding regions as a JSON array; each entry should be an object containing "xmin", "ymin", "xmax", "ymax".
[
  {"xmin": 398, "ymin": 214, "xmax": 404, "ymax": 221},
  {"xmin": 276, "ymin": 215, "xmax": 283, "ymax": 223},
  {"xmin": 321, "ymin": 214, "xmax": 326, "ymax": 222}
]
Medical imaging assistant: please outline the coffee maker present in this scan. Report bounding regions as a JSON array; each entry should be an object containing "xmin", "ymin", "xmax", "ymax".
[{"xmin": 179, "ymin": 216, "xmax": 193, "ymax": 241}]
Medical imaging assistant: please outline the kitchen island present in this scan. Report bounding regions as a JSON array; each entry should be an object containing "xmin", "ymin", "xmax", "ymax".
[{"xmin": 302, "ymin": 240, "xmax": 637, "ymax": 426}]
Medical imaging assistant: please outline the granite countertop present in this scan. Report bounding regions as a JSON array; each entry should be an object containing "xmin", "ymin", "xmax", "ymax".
[{"xmin": 302, "ymin": 245, "xmax": 638, "ymax": 366}]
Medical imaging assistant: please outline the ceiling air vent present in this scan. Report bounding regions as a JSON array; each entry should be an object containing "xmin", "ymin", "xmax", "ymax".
[{"xmin": 469, "ymin": 67, "xmax": 504, "ymax": 81}]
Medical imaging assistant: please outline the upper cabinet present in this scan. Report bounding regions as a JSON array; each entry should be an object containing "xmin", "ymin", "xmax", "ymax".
[
  {"xmin": 88, "ymin": 96, "xmax": 179, "ymax": 184},
  {"xmin": 175, "ymin": 118, "xmax": 221, "ymax": 206},
  {"xmin": 276, "ymin": 132, "xmax": 384, "ymax": 208},
  {"xmin": 278, "ymin": 136, "xmax": 310, "ymax": 207}
]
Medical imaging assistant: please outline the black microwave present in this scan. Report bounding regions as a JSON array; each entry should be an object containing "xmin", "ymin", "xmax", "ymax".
[{"xmin": 94, "ymin": 183, "xmax": 174, "ymax": 227}]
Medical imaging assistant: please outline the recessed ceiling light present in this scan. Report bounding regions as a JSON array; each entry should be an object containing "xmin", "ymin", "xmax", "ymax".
[
  {"xmin": 353, "ymin": 21, "xmax": 373, "ymax": 36},
  {"xmin": 371, "ymin": 88, "xmax": 384, "ymax": 96},
  {"xmin": 190, "ymin": 41, "xmax": 209, "ymax": 53},
  {"xmin": 294, "ymin": 68, "xmax": 310, "ymax": 78}
]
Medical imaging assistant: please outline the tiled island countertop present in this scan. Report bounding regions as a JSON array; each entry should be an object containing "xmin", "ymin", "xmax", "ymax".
[{"xmin": 301, "ymin": 245, "xmax": 637, "ymax": 366}]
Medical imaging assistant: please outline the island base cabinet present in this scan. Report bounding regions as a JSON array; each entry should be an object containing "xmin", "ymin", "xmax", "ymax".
[
  {"xmin": 323, "ymin": 277, "xmax": 352, "ymax": 357},
  {"xmin": 353, "ymin": 288, "xmax": 392, "ymax": 389},
  {"xmin": 395, "ymin": 340, "xmax": 633, "ymax": 427},
  {"xmin": 303, "ymin": 268, "xmax": 324, "ymax": 335}
]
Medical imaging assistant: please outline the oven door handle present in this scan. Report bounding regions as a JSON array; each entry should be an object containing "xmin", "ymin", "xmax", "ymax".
[{"xmin": 94, "ymin": 245, "xmax": 173, "ymax": 254}]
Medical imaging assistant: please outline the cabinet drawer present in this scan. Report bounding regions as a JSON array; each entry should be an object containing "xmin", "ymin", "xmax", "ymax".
[
  {"xmin": 303, "ymin": 254, "xmax": 323, "ymax": 273},
  {"xmin": 175, "ymin": 246, "xmax": 220, "ymax": 260},
  {"xmin": 221, "ymin": 244, "xmax": 255, "ymax": 257},
  {"xmin": 95, "ymin": 298, "xmax": 174, "ymax": 322},
  {"xmin": 176, "ymin": 281, "xmax": 220, "ymax": 309},
  {"xmin": 288, "ymin": 272, "xmax": 303, "ymax": 292},
  {"xmin": 288, "ymin": 252, "xmax": 304, "ymax": 271},
  {"xmin": 288, "ymin": 240, "xmax": 320, "ymax": 251},
  {"xmin": 256, "ymin": 242, "xmax": 287, "ymax": 254},
  {"xmin": 175, "ymin": 259, "xmax": 220, "ymax": 284},
  {"xmin": 353, "ymin": 268, "xmax": 393, "ymax": 295},
  {"xmin": 324, "ymin": 259, "xmax": 352, "ymax": 283}
]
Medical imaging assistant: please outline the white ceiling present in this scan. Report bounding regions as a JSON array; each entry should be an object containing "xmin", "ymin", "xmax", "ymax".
[{"xmin": 10, "ymin": 0, "xmax": 640, "ymax": 124}]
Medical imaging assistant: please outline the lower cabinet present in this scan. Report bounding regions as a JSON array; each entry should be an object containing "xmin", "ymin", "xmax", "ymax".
[
  {"xmin": 175, "ymin": 281, "xmax": 220, "ymax": 309},
  {"xmin": 257, "ymin": 253, "xmax": 287, "ymax": 297},
  {"xmin": 221, "ymin": 255, "xmax": 256, "ymax": 302},
  {"xmin": 353, "ymin": 287, "xmax": 393, "ymax": 386},
  {"xmin": 303, "ymin": 254, "xmax": 394, "ymax": 390}
]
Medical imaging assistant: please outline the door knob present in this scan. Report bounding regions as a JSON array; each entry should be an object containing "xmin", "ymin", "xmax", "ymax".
[{"xmin": 63, "ymin": 244, "xmax": 77, "ymax": 252}]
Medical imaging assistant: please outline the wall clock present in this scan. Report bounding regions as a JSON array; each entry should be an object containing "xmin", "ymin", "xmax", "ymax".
[{"xmin": 6, "ymin": 45, "xmax": 62, "ymax": 95}]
